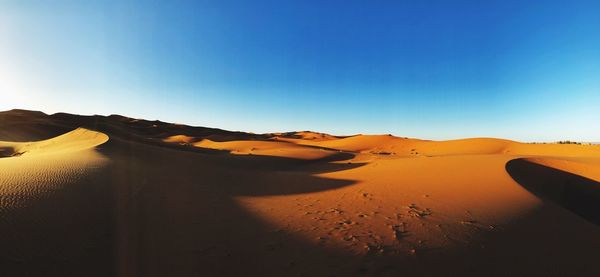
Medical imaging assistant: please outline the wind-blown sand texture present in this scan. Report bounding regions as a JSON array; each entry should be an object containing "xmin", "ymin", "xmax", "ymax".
[{"xmin": 1, "ymin": 109, "xmax": 599, "ymax": 276}]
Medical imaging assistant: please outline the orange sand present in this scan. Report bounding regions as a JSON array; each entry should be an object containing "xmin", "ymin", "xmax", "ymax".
[{"xmin": 1, "ymin": 109, "xmax": 599, "ymax": 276}]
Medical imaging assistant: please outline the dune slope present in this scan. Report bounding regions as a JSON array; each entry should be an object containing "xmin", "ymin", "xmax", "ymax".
[
  {"xmin": 1, "ymin": 109, "xmax": 600, "ymax": 277},
  {"xmin": 0, "ymin": 128, "xmax": 112, "ymax": 276}
]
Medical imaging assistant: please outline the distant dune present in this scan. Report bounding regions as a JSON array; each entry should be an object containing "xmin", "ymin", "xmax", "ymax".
[{"xmin": 1, "ymin": 109, "xmax": 599, "ymax": 276}]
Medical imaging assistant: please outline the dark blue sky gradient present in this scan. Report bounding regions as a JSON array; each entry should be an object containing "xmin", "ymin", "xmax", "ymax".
[{"xmin": 1, "ymin": 0, "xmax": 599, "ymax": 140}]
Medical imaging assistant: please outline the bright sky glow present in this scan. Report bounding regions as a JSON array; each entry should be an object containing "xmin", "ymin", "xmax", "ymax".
[{"xmin": 1, "ymin": 0, "xmax": 599, "ymax": 141}]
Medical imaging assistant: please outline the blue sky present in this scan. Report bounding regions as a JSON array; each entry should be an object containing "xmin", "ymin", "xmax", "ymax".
[{"xmin": 1, "ymin": 0, "xmax": 599, "ymax": 141}]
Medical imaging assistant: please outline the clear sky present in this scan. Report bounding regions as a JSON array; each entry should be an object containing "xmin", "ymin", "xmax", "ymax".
[{"xmin": 1, "ymin": 0, "xmax": 599, "ymax": 141}]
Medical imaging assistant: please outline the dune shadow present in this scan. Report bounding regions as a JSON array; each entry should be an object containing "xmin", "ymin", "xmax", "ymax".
[
  {"xmin": 5, "ymin": 126, "xmax": 600, "ymax": 276},
  {"xmin": 505, "ymin": 158, "xmax": 600, "ymax": 226},
  {"xmin": 91, "ymin": 137, "xmax": 372, "ymax": 276},
  {"xmin": 1, "ymin": 134, "xmax": 367, "ymax": 276},
  {"xmin": 0, "ymin": 157, "xmax": 115, "ymax": 277},
  {"xmin": 16, "ymin": 111, "xmax": 600, "ymax": 276},
  {"xmin": 0, "ymin": 146, "xmax": 16, "ymax": 158}
]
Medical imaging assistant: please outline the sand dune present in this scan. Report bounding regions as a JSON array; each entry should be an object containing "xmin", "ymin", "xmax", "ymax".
[
  {"xmin": 0, "ymin": 127, "xmax": 112, "ymax": 276},
  {"xmin": 1, "ymin": 109, "xmax": 600, "ymax": 276},
  {"xmin": 192, "ymin": 139, "xmax": 339, "ymax": 160},
  {"xmin": 0, "ymin": 128, "xmax": 108, "ymax": 157},
  {"xmin": 506, "ymin": 158, "xmax": 600, "ymax": 225}
]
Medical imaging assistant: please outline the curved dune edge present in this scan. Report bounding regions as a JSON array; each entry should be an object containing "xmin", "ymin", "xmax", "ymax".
[
  {"xmin": 506, "ymin": 157, "xmax": 600, "ymax": 225},
  {"xmin": 3, "ymin": 109, "xmax": 600, "ymax": 276},
  {"xmin": 191, "ymin": 139, "xmax": 344, "ymax": 160},
  {"xmin": 0, "ymin": 128, "xmax": 112, "ymax": 273},
  {"xmin": 0, "ymin": 128, "xmax": 109, "ymax": 157},
  {"xmin": 0, "ymin": 127, "xmax": 110, "ymax": 204},
  {"xmin": 162, "ymin": 130, "xmax": 600, "ymax": 160},
  {"xmin": 520, "ymin": 157, "xmax": 600, "ymax": 181}
]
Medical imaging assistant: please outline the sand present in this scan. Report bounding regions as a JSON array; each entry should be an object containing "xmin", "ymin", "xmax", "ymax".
[{"xmin": 1, "ymin": 109, "xmax": 599, "ymax": 276}]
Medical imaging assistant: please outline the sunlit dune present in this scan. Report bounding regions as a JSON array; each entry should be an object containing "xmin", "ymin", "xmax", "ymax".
[
  {"xmin": 162, "ymin": 134, "xmax": 197, "ymax": 144},
  {"xmin": 0, "ymin": 127, "xmax": 108, "ymax": 157},
  {"xmin": 523, "ymin": 157, "xmax": 600, "ymax": 181},
  {"xmin": 0, "ymin": 126, "xmax": 111, "ymax": 276},
  {"xmin": 271, "ymin": 131, "xmax": 340, "ymax": 141},
  {"xmin": 2, "ymin": 109, "xmax": 600, "ymax": 276},
  {"xmin": 192, "ymin": 139, "xmax": 339, "ymax": 160}
]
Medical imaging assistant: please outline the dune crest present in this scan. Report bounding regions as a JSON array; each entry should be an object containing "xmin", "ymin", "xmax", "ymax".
[
  {"xmin": 0, "ymin": 126, "xmax": 112, "ymax": 275},
  {"xmin": 0, "ymin": 128, "xmax": 109, "ymax": 158},
  {"xmin": 2, "ymin": 109, "xmax": 600, "ymax": 276},
  {"xmin": 162, "ymin": 134, "xmax": 197, "ymax": 144},
  {"xmin": 506, "ymin": 158, "xmax": 600, "ymax": 225},
  {"xmin": 192, "ymin": 139, "xmax": 342, "ymax": 160}
]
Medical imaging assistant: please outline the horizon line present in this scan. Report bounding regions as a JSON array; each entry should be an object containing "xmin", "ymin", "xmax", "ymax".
[{"xmin": 3, "ymin": 108, "xmax": 599, "ymax": 145}]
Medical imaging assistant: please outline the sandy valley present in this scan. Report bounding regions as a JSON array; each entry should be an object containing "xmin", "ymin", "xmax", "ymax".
[{"xmin": 1, "ymin": 109, "xmax": 599, "ymax": 276}]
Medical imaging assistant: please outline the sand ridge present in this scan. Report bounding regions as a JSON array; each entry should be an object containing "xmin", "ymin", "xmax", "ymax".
[
  {"xmin": 1, "ymin": 109, "xmax": 600, "ymax": 276},
  {"xmin": 0, "ymin": 127, "xmax": 109, "ymax": 157},
  {"xmin": 0, "ymin": 126, "xmax": 112, "ymax": 276}
]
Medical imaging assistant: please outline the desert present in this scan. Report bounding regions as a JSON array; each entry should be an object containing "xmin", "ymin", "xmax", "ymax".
[{"xmin": 1, "ymin": 109, "xmax": 599, "ymax": 276}]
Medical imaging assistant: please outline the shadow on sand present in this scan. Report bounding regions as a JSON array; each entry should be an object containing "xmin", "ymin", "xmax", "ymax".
[
  {"xmin": 0, "ymin": 131, "xmax": 367, "ymax": 276},
  {"xmin": 4, "ymin": 110, "xmax": 600, "ymax": 276},
  {"xmin": 99, "ymin": 137, "xmax": 368, "ymax": 276},
  {"xmin": 505, "ymin": 158, "xmax": 600, "ymax": 226}
]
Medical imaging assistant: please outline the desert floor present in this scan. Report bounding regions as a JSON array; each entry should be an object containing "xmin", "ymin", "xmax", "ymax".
[{"xmin": 1, "ymin": 109, "xmax": 600, "ymax": 276}]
